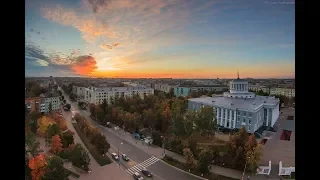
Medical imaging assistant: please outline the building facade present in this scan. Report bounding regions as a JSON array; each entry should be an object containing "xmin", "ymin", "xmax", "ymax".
[
  {"xmin": 72, "ymin": 86, "xmax": 86, "ymax": 99},
  {"xmin": 174, "ymin": 85, "xmax": 228, "ymax": 97},
  {"xmin": 25, "ymin": 97, "xmax": 41, "ymax": 113},
  {"xmin": 82, "ymin": 86, "xmax": 154, "ymax": 105},
  {"xmin": 248, "ymin": 85, "xmax": 270, "ymax": 94},
  {"xmin": 270, "ymin": 88, "xmax": 295, "ymax": 98},
  {"xmin": 154, "ymin": 84, "xmax": 178, "ymax": 93},
  {"xmin": 188, "ymin": 75, "xmax": 280, "ymax": 133}
]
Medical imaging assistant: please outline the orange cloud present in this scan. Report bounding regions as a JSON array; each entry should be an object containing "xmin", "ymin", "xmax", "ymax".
[{"xmin": 71, "ymin": 55, "xmax": 98, "ymax": 75}]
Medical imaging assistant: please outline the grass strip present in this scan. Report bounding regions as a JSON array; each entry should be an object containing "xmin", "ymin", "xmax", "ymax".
[
  {"xmin": 163, "ymin": 156, "xmax": 238, "ymax": 180},
  {"xmin": 72, "ymin": 123, "xmax": 112, "ymax": 166}
]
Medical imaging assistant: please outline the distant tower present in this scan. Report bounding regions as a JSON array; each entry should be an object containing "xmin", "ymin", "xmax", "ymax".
[{"xmin": 237, "ymin": 71, "xmax": 240, "ymax": 79}]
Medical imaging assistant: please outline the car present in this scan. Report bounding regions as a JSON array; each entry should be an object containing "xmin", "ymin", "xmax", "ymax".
[
  {"xmin": 141, "ymin": 169, "xmax": 152, "ymax": 177},
  {"xmin": 133, "ymin": 172, "xmax": 144, "ymax": 180},
  {"xmin": 111, "ymin": 153, "xmax": 119, "ymax": 161},
  {"xmin": 122, "ymin": 154, "xmax": 129, "ymax": 161}
]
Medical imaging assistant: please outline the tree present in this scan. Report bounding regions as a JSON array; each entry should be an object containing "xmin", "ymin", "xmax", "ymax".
[
  {"xmin": 27, "ymin": 111, "xmax": 41, "ymax": 134},
  {"xmin": 48, "ymin": 102, "xmax": 52, "ymax": 113},
  {"xmin": 51, "ymin": 114, "xmax": 67, "ymax": 131},
  {"xmin": 60, "ymin": 131, "xmax": 74, "ymax": 148},
  {"xmin": 95, "ymin": 106, "xmax": 105, "ymax": 124},
  {"xmin": 194, "ymin": 106, "xmax": 217, "ymax": 136},
  {"xmin": 187, "ymin": 136, "xmax": 198, "ymax": 157},
  {"xmin": 28, "ymin": 154, "xmax": 47, "ymax": 180},
  {"xmin": 69, "ymin": 143, "xmax": 90, "ymax": 171},
  {"xmin": 50, "ymin": 135, "xmax": 63, "ymax": 154},
  {"xmin": 246, "ymin": 144, "xmax": 264, "ymax": 173},
  {"xmin": 46, "ymin": 124, "xmax": 61, "ymax": 142},
  {"xmin": 228, "ymin": 127, "xmax": 249, "ymax": 157},
  {"xmin": 183, "ymin": 148, "xmax": 196, "ymax": 170},
  {"xmin": 161, "ymin": 106, "xmax": 172, "ymax": 133},
  {"xmin": 43, "ymin": 156, "xmax": 70, "ymax": 180},
  {"xmin": 232, "ymin": 146, "xmax": 246, "ymax": 169},
  {"xmin": 25, "ymin": 131, "xmax": 41, "ymax": 157},
  {"xmin": 37, "ymin": 116, "xmax": 56, "ymax": 137},
  {"xmin": 245, "ymin": 134, "xmax": 258, "ymax": 153},
  {"xmin": 91, "ymin": 133, "xmax": 110, "ymax": 155},
  {"xmin": 197, "ymin": 149, "xmax": 213, "ymax": 174},
  {"xmin": 89, "ymin": 103, "xmax": 95, "ymax": 116},
  {"xmin": 184, "ymin": 110, "xmax": 197, "ymax": 136}
]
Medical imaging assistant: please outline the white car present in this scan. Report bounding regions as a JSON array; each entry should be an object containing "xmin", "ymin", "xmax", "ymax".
[
  {"xmin": 133, "ymin": 172, "xmax": 144, "ymax": 180},
  {"xmin": 111, "ymin": 153, "xmax": 119, "ymax": 160}
]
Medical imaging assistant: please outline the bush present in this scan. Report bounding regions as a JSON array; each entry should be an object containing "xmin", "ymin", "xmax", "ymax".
[
  {"xmin": 152, "ymin": 131, "xmax": 163, "ymax": 146},
  {"xmin": 58, "ymin": 150, "xmax": 69, "ymax": 160},
  {"xmin": 167, "ymin": 137, "xmax": 185, "ymax": 154}
]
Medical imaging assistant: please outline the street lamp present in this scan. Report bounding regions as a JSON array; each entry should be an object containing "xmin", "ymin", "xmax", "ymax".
[
  {"xmin": 118, "ymin": 142, "xmax": 123, "ymax": 167},
  {"xmin": 242, "ymin": 157, "xmax": 250, "ymax": 179},
  {"xmin": 161, "ymin": 135, "xmax": 166, "ymax": 157}
]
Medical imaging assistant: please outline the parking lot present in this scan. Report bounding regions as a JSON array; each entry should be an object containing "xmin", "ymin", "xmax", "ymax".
[{"xmin": 259, "ymin": 107, "xmax": 295, "ymax": 168}]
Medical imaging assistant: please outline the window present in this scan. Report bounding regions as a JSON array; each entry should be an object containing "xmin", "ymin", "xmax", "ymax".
[
  {"xmin": 237, "ymin": 111, "xmax": 240, "ymax": 115},
  {"xmin": 243, "ymin": 118, "xmax": 245, "ymax": 123},
  {"xmin": 248, "ymin": 126, "xmax": 250, "ymax": 131},
  {"xmin": 249, "ymin": 119, "xmax": 251, "ymax": 124},
  {"xmin": 249, "ymin": 113, "xmax": 252, "ymax": 117},
  {"xmin": 244, "ymin": 112, "xmax": 246, "ymax": 116}
]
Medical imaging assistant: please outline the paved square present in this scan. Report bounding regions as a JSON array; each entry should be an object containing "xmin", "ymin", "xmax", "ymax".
[{"xmin": 259, "ymin": 107, "xmax": 295, "ymax": 167}]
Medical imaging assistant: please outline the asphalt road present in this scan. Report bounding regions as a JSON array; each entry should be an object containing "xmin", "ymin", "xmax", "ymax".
[{"xmin": 59, "ymin": 87, "xmax": 203, "ymax": 180}]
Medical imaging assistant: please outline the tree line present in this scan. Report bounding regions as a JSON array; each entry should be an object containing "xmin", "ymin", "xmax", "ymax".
[{"xmin": 25, "ymin": 112, "xmax": 91, "ymax": 180}]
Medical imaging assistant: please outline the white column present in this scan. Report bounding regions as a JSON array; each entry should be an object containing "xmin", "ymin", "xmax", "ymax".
[
  {"xmin": 233, "ymin": 110, "xmax": 236, "ymax": 128},
  {"xmin": 266, "ymin": 109, "xmax": 269, "ymax": 126},
  {"xmin": 228, "ymin": 110, "xmax": 232, "ymax": 128},
  {"xmin": 224, "ymin": 109, "xmax": 228, "ymax": 127}
]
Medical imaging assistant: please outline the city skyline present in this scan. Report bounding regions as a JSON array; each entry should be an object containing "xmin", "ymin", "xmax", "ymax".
[{"xmin": 25, "ymin": 0, "xmax": 295, "ymax": 79}]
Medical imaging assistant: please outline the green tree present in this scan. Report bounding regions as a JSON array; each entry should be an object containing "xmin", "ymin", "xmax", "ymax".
[
  {"xmin": 27, "ymin": 111, "xmax": 41, "ymax": 133},
  {"xmin": 60, "ymin": 132, "xmax": 74, "ymax": 148},
  {"xmin": 197, "ymin": 149, "xmax": 213, "ymax": 173},
  {"xmin": 187, "ymin": 136, "xmax": 198, "ymax": 157},
  {"xmin": 232, "ymin": 146, "xmax": 245, "ymax": 169},
  {"xmin": 46, "ymin": 124, "xmax": 61, "ymax": 143},
  {"xmin": 89, "ymin": 103, "xmax": 96, "ymax": 116},
  {"xmin": 25, "ymin": 132, "xmax": 41, "ymax": 157},
  {"xmin": 184, "ymin": 110, "xmax": 197, "ymax": 136},
  {"xmin": 194, "ymin": 106, "xmax": 217, "ymax": 136},
  {"xmin": 43, "ymin": 156, "xmax": 70, "ymax": 180},
  {"xmin": 246, "ymin": 144, "xmax": 264, "ymax": 173},
  {"xmin": 95, "ymin": 106, "xmax": 105, "ymax": 124},
  {"xmin": 91, "ymin": 133, "xmax": 110, "ymax": 155},
  {"xmin": 69, "ymin": 144, "xmax": 90, "ymax": 171},
  {"xmin": 183, "ymin": 148, "xmax": 196, "ymax": 170},
  {"xmin": 49, "ymin": 102, "xmax": 52, "ymax": 113}
]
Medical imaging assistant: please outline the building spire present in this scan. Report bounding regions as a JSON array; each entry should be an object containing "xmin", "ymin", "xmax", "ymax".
[{"xmin": 237, "ymin": 70, "xmax": 240, "ymax": 79}]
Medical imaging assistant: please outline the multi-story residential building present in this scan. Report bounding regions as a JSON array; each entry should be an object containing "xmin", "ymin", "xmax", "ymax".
[
  {"xmin": 83, "ymin": 86, "xmax": 154, "ymax": 105},
  {"xmin": 123, "ymin": 82, "xmax": 146, "ymax": 88},
  {"xmin": 154, "ymin": 84, "xmax": 178, "ymax": 93},
  {"xmin": 188, "ymin": 76, "xmax": 280, "ymax": 134},
  {"xmin": 248, "ymin": 85, "xmax": 270, "ymax": 94},
  {"xmin": 25, "ymin": 97, "xmax": 41, "ymax": 113},
  {"xmin": 270, "ymin": 88, "xmax": 295, "ymax": 98},
  {"xmin": 174, "ymin": 85, "xmax": 228, "ymax": 97},
  {"xmin": 39, "ymin": 93, "xmax": 61, "ymax": 113},
  {"xmin": 72, "ymin": 86, "xmax": 86, "ymax": 99}
]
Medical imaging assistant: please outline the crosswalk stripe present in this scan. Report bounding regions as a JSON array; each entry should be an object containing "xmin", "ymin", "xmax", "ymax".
[{"xmin": 125, "ymin": 156, "xmax": 160, "ymax": 175}]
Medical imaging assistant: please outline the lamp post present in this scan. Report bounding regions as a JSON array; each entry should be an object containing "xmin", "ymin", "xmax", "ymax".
[
  {"xmin": 242, "ymin": 157, "xmax": 250, "ymax": 179},
  {"xmin": 118, "ymin": 142, "xmax": 123, "ymax": 167},
  {"xmin": 161, "ymin": 135, "xmax": 166, "ymax": 156}
]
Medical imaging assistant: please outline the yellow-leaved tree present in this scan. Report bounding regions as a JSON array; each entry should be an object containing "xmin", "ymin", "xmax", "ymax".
[{"xmin": 37, "ymin": 116, "xmax": 56, "ymax": 137}]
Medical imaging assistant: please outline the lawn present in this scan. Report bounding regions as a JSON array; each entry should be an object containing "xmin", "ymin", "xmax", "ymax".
[
  {"xmin": 163, "ymin": 156, "xmax": 238, "ymax": 180},
  {"xmin": 65, "ymin": 168, "xmax": 80, "ymax": 179},
  {"xmin": 72, "ymin": 123, "xmax": 112, "ymax": 166}
]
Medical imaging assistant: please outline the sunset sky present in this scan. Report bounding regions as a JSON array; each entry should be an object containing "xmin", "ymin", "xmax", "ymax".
[{"xmin": 25, "ymin": 0, "xmax": 295, "ymax": 78}]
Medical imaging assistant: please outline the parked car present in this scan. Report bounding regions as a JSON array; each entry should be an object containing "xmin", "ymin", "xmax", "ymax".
[
  {"xmin": 106, "ymin": 122, "xmax": 112, "ymax": 128},
  {"xmin": 141, "ymin": 169, "xmax": 152, "ymax": 177},
  {"xmin": 122, "ymin": 154, "xmax": 129, "ymax": 161},
  {"xmin": 133, "ymin": 172, "xmax": 144, "ymax": 180},
  {"xmin": 111, "ymin": 153, "xmax": 119, "ymax": 161}
]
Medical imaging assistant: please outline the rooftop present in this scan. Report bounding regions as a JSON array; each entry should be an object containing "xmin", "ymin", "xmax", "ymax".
[
  {"xmin": 177, "ymin": 84, "xmax": 228, "ymax": 88},
  {"xmin": 188, "ymin": 95, "xmax": 279, "ymax": 112},
  {"xmin": 94, "ymin": 86, "xmax": 153, "ymax": 92}
]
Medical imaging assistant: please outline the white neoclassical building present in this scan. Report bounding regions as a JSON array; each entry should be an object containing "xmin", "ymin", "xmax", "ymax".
[{"xmin": 188, "ymin": 73, "xmax": 280, "ymax": 134}]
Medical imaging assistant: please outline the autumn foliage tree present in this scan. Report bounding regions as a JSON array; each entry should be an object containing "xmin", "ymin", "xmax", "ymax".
[
  {"xmin": 183, "ymin": 148, "xmax": 196, "ymax": 170},
  {"xmin": 28, "ymin": 154, "xmax": 47, "ymax": 180},
  {"xmin": 50, "ymin": 135, "xmax": 63, "ymax": 154},
  {"xmin": 50, "ymin": 113, "xmax": 68, "ymax": 131},
  {"xmin": 37, "ymin": 116, "xmax": 56, "ymax": 137}
]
